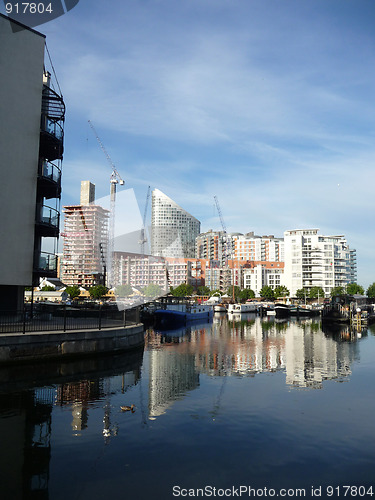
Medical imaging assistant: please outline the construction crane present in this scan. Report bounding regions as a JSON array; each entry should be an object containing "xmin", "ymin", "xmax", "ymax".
[
  {"xmin": 214, "ymin": 196, "xmax": 235, "ymax": 301},
  {"xmin": 139, "ymin": 186, "xmax": 151, "ymax": 255},
  {"xmin": 88, "ymin": 120, "xmax": 125, "ymax": 287},
  {"xmin": 214, "ymin": 195, "xmax": 232, "ymax": 265}
]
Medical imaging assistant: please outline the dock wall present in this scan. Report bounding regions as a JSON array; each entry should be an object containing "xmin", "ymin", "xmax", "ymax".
[{"xmin": 0, "ymin": 324, "xmax": 145, "ymax": 364}]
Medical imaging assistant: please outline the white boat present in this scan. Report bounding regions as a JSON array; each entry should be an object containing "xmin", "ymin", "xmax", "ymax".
[
  {"xmin": 214, "ymin": 304, "xmax": 227, "ymax": 313},
  {"xmin": 227, "ymin": 303, "xmax": 256, "ymax": 313}
]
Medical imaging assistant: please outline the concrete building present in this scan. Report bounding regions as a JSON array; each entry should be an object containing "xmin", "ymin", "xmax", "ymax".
[
  {"xmin": 61, "ymin": 183, "xmax": 109, "ymax": 288},
  {"xmin": 243, "ymin": 262, "xmax": 285, "ymax": 296},
  {"xmin": 113, "ymin": 252, "xmax": 206, "ymax": 291},
  {"xmin": 0, "ymin": 14, "xmax": 65, "ymax": 311},
  {"xmin": 232, "ymin": 232, "xmax": 284, "ymax": 262},
  {"xmin": 283, "ymin": 229, "xmax": 356, "ymax": 297},
  {"xmin": 113, "ymin": 252, "xmax": 168, "ymax": 291},
  {"xmin": 196, "ymin": 230, "xmax": 228, "ymax": 262},
  {"xmin": 151, "ymin": 189, "xmax": 200, "ymax": 258}
]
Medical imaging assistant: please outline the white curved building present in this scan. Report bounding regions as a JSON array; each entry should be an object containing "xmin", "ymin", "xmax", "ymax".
[{"xmin": 151, "ymin": 189, "xmax": 200, "ymax": 258}]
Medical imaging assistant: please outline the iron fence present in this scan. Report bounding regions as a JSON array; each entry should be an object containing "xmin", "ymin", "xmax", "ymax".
[{"xmin": 0, "ymin": 303, "xmax": 140, "ymax": 334}]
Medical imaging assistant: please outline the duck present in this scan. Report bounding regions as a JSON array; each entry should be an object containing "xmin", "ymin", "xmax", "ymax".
[{"xmin": 120, "ymin": 404, "xmax": 136, "ymax": 412}]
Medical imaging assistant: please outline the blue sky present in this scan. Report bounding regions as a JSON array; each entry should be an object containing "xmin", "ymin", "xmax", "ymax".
[{"xmin": 5, "ymin": 0, "xmax": 375, "ymax": 287}]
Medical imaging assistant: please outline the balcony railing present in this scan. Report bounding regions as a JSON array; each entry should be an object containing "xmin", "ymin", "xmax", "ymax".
[
  {"xmin": 36, "ymin": 252, "xmax": 58, "ymax": 273},
  {"xmin": 41, "ymin": 116, "xmax": 64, "ymax": 140},
  {"xmin": 39, "ymin": 159, "xmax": 61, "ymax": 183},
  {"xmin": 36, "ymin": 205, "xmax": 60, "ymax": 229}
]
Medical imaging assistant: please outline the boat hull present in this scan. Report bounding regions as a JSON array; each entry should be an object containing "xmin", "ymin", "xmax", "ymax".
[{"xmin": 154, "ymin": 306, "xmax": 213, "ymax": 329}]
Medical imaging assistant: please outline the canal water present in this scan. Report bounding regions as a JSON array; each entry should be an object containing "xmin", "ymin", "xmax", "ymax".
[{"xmin": 1, "ymin": 314, "xmax": 375, "ymax": 499}]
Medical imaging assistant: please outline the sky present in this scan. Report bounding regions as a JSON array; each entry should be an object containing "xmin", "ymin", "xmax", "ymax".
[{"xmin": 3, "ymin": 0, "xmax": 375, "ymax": 287}]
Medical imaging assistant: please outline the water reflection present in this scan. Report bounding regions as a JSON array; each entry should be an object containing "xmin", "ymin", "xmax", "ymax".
[
  {"xmin": 0, "ymin": 350, "xmax": 143, "ymax": 499},
  {"xmin": 0, "ymin": 317, "xmax": 368, "ymax": 499},
  {"xmin": 146, "ymin": 316, "xmax": 361, "ymax": 409}
]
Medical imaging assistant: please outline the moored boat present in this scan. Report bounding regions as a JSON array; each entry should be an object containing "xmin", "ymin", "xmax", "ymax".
[
  {"xmin": 154, "ymin": 298, "xmax": 213, "ymax": 328},
  {"xmin": 214, "ymin": 304, "xmax": 227, "ymax": 313},
  {"xmin": 228, "ymin": 303, "xmax": 257, "ymax": 314},
  {"xmin": 274, "ymin": 303, "xmax": 291, "ymax": 318}
]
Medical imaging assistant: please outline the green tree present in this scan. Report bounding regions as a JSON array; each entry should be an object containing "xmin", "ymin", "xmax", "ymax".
[
  {"xmin": 295, "ymin": 288, "xmax": 307, "ymax": 301},
  {"xmin": 196, "ymin": 285, "xmax": 211, "ymax": 296},
  {"xmin": 170, "ymin": 283, "xmax": 194, "ymax": 297},
  {"xmin": 274, "ymin": 285, "xmax": 289, "ymax": 298},
  {"xmin": 227, "ymin": 286, "xmax": 241, "ymax": 302},
  {"xmin": 239, "ymin": 288, "xmax": 255, "ymax": 301},
  {"xmin": 210, "ymin": 289, "xmax": 221, "ymax": 297},
  {"xmin": 41, "ymin": 285, "xmax": 55, "ymax": 291},
  {"xmin": 143, "ymin": 283, "xmax": 163, "ymax": 298},
  {"xmin": 346, "ymin": 283, "xmax": 365, "ymax": 295},
  {"xmin": 65, "ymin": 285, "xmax": 81, "ymax": 300},
  {"xmin": 309, "ymin": 286, "xmax": 325, "ymax": 299},
  {"xmin": 330, "ymin": 286, "xmax": 345, "ymax": 297},
  {"xmin": 259, "ymin": 286, "xmax": 275, "ymax": 300},
  {"xmin": 367, "ymin": 283, "xmax": 375, "ymax": 299},
  {"xmin": 89, "ymin": 285, "xmax": 108, "ymax": 300},
  {"xmin": 115, "ymin": 284, "xmax": 133, "ymax": 297}
]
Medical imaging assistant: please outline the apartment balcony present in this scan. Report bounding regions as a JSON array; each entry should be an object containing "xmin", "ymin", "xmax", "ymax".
[
  {"xmin": 35, "ymin": 204, "xmax": 60, "ymax": 237},
  {"xmin": 34, "ymin": 251, "xmax": 58, "ymax": 278},
  {"xmin": 39, "ymin": 84, "xmax": 65, "ymax": 161},
  {"xmin": 37, "ymin": 159, "xmax": 61, "ymax": 199}
]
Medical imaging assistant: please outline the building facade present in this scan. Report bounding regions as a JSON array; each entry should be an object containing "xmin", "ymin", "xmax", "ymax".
[
  {"xmin": 283, "ymin": 229, "xmax": 356, "ymax": 297},
  {"xmin": 151, "ymin": 189, "xmax": 201, "ymax": 258},
  {"xmin": 232, "ymin": 233, "xmax": 284, "ymax": 262},
  {"xmin": 243, "ymin": 262, "xmax": 285, "ymax": 297},
  {"xmin": 0, "ymin": 15, "xmax": 65, "ymax": 311},
  {"xmin": 61, "ymin": 183, "xmax": 109, "ymax": 288}
]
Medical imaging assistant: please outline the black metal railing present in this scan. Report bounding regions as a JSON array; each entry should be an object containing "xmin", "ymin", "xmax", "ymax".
[{"xmin": 0, "ymin": 304, "xmax": 140, "ymax": 334}]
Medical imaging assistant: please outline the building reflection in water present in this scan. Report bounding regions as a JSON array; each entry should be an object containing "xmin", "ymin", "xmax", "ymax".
[
  {"xmin": 0, "ymin": 389, "xmax": 54, "ymax": 499},
  {"xmin": 0, "ymin": 350, "xmax": 143, "ymax": 499},
  {"xmin": 145, "ymin": 315, "xmax": 362, "ymax": 419}
]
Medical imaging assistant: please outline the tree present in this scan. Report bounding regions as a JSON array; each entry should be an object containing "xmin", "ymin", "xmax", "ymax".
[
  {"xmin": 41, "ymin": 285, "xmax": 55, "ymax": 291},
  {"xmin": 143, "ymin": 283, "xmax": 164, "ymax": 298},
  {"xmin": 210, "ymin": 289, "xmax": 221, "ymax": 297},
  {"xmin": 330, "ymin": 286, "xmax": 345, "ymax": 297},
  {"xmin": 239, "ymin": 288, "xmax": 255, "ymax": 301},
  {"xmin": 259, "ymin": 286, "xmax": 275, "ymax": 300},
  {"xmin": 89, "ymin": 285, "xmax": 108, "ymax": 300},
  {"xmin": 170, "ymin": 283, "xmax": 194, "ymax": 297},
  {"xmin": 346, "ymin": 283, "xmax": 365, "ymax": 295},
  {"xmin": 309, "ymin": 286, "xmax": 325, "ymax": 299},
  {"xmin": 227, "ymin": 286, "xmax": 241, "ymax": 302},
  {"xmin": 295, "ymin": 288, "xmax": 307, "ymax": 301},
  {"xmin": 274, "ymin": 285, "xmax": 289, "ymax": 298},
  {"xmin": 367, "ymin": 283, "xmax": 375, "ymax": 299},
  {"xmin": 65, "ymin": 285, "xmax": 81, "ymax": 300},
  {"xmin": 115, "ymin": 284, "xmax": 133, "ymax": 297},
  {"xmin": 196, "ymin": 285, "xmax": 211, "ymax": 296}
]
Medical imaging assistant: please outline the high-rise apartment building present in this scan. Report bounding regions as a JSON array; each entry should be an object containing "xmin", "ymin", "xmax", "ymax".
[
  {"xmin": 196, "ymin": 231, "xmax": 284, "ymax": 265},
  {"xmin": 0, "ymin": 14, "xmax": 65, "ymax": 311},
  {"xmin": 61, "ymin": 183, "xmax": 109, "ymax": 287},
  {"xmin": 232, "ymin": 233, "xmax": 284, "ymax": 262},
  {"xmin": 151, "ymin": 189, "xmax": 200, "ymax": 258},
  {"xmin": 283, "ymin": 229, "xmax": 356, "ymax": 297}
]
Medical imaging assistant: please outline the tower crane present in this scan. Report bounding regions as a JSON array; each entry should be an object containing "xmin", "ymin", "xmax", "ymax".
[
  {"xmin": 214, "ymin": 195, "xmax": 232, "ymax": 265},
  {"xmin": 214, "ymin": 195, "xmax": 235, "ymax": 301},
  {"xmin": 88, "ymin": 120, "xmax": 125, "ymax": 287}
]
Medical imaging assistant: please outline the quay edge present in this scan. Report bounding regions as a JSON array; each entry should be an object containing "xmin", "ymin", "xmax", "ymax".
[{"xmin": 0, "ymin": 324, "xmax": 145, "ymax": 365}]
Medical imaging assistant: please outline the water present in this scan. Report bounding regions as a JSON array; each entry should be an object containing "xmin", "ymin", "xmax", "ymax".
[{"xmin": 1, "ymin": 315, "xmax": 375, "ymax": 499}]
